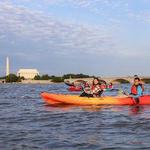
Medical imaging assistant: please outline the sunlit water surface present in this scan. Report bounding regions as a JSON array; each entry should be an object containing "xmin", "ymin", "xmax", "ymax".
[{"xmin": 0, "ymin": 83, "xmax": 150, "ymax": 150}]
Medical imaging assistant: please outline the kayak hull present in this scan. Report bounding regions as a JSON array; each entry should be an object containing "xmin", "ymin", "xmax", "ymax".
[
  {"xmin": 41, "ymin": 92, "xmax": 62, "ymax": 105},
  {"xmin": 41, "ymin": 92, "xmax": 150, "ymax": 105}
]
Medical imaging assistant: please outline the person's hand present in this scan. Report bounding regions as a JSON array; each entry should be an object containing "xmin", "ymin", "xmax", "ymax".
[
  {"xmin": 93, "ymin": 94, "xmax": 97, "ymax": 98},
  {"xmin": 122, "ymin": 91, "xmax": 130, "ymax": 96}
]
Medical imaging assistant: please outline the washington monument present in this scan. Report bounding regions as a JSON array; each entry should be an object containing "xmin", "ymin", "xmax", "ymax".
[{"xmin": 6, "ymin": 56, "xmax": 10, "ymax": 76}]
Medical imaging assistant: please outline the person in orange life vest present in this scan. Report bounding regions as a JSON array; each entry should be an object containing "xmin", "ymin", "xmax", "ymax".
[
  {"xmin": 80, "ymin": 77, "xmax": 103, "ymax": 97},
  {"xmin": 130, "ymin": 77, "xmax": 144, "ymax": 104},
  {"xmin": 133, "ymin": 75, "xmax": 144, "ymax": 91}
]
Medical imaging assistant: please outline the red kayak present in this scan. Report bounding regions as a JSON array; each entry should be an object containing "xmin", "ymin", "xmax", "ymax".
[{"xmin": 68, "ymin": 86, "xmax": 83, "ymax": 92}]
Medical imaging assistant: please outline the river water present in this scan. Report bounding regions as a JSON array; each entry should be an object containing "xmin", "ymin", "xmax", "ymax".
[{"xmin": 0, "ymin": 83, "xmax": 150, "ymax": 150}]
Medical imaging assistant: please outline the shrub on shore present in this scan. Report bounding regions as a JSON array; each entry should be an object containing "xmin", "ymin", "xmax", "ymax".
[
  {"xmin": 113, "ymin": 78, "xmax": 130, "ymax": 84},
  {"xmin": 141, "ymin": 78, "xmax": 150, "ymax": 84},
  {"xmin": 63, "ymin": 73, "xmax": 93, "ymax": 79},
  {"xmin": 0, "ymin": 76, "xmax": 5, "ymax": 79},
  {"xmin": 6, "ymin": 74, "xmax": 19, "ymax": 83},
  {"xmin": 34, "ymin": 75, "xmax": 41, "ymax": 80},
  {"xmin": 2, "ymin": 73, "xmax": 95, "ymax": 83},
  {"xmin": 34, "ymin": 73, "xmax": 92, "ymax": 82},
  {"xmin": 51, "ymin": 77, "xmax": 64, "ymax": 83},
  {"xmin": 34, "ymin": 74, "xmax": 51, "ymax": 80}
]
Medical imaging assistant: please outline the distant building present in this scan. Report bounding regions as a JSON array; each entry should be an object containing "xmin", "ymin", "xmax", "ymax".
[{"xmin": 17, "ymin": 69, "xmax": 39, "ymax": 79}]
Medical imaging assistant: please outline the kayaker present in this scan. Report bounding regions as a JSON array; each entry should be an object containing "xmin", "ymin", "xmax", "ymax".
[
  {"xmin": 133, "ymin": 75, "xmax": 144, "ymax": 91},
  {"xmin": 130, "ymin": 77, "xmax": 144, "ymax": 104},
  {"xmin": 80, "ymin": 77, "xmax": 103, "ymax": 97},
  {"xmin": 108, "ymin": 82, "xmax": 113, "ymax": 89},
  {"xmin": 104, "ymin": 82, "xmax": 113, "ymax": 91}
]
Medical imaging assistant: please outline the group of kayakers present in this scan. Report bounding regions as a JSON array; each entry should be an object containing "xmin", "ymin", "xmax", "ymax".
[
  {"xmin": 78, "ymin": 75, "xmax": 144, "ymax": 104},
  {"xmin": 65, "ymin": 75, "xmax": 145, "ymax": 104},
  {"xmin": 80, "ymin": 77, "xmax": 108, "ymax": 97}
]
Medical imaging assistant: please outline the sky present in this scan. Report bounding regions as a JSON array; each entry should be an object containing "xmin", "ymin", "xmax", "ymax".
[{"xmin": 0, "ymin": 0, "xmax": 150, "ymax": 77}]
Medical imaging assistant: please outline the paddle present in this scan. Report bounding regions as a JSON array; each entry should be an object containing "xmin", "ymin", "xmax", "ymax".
[
  {"xmin": 118, "ymin": 89, "xmax": 140, "ymax": 104},
  {"xmin": 104, "ymin": 87, "xmax": 141, "ymax": 104},
  {"xmin": 110, "ymin": 88, "xmax": 129, "ymax": 96}
]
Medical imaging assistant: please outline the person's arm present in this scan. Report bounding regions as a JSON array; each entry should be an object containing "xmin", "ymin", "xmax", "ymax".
[{"xmin": 83, "ymin": 86, "xmax": 91, "ymax": 94}]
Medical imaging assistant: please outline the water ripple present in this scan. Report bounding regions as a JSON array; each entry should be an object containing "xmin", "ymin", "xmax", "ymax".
[{"xmin": 0, "ymin": 83, "xmax": 150, "ymax": 149}]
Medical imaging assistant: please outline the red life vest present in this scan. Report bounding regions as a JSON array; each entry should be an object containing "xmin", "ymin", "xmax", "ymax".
[
  {"xmin": 131, "ymin": 85, "xmax": 137, "ymax": 95},
  {"xmin": 131, "ymin": 84, "xmax": 144, "ymax": 95},
  {"xmin": 108, "ymin": 85, "xmax": 113, "ymax": 89},
  {"xmin": 84, "ymin": 82, "xmax": 90, "ymax": 87},
  {"xmin": 100, "ymin": 84, "xmax": 106, "ymax": 90},
  {"xmin": 92, "ymin": 84, "xmax": 105, "ymax": 90},
  {"xmin": 91, "ymin": 85, "xmax": 97, "ymax": 90}
]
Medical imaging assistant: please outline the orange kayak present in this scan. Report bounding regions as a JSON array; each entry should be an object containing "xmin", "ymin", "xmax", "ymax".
[
  {"xmin": 41, "ymin": 92, "xmax": 150, "ymax": 105},
  {"xmin": 41, "ymin": 92, "xmax": 62, "ymax": 105}
]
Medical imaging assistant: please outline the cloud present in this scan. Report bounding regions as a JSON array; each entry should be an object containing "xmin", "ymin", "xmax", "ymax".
[
  {"xmin": 0, "ymin": 1, "xmax": 115, "ymax": 57},
  {"xmin": 43, "ymin": 0, "xmax": 150, "ymax": 25},
  {"xmin": 0, "ymin": 0, "xmax": 150, "ymax": 76},
  {"xmin": 129, "ymin": 11, "xmax": 150, "ymax": 24},
  {"xmin": 1, "ymin": 0, "xmax": 150, "ymax": 60},
  {"xmin": 54, "ymin": 0, "xmax": 130, "ymax": 15}
]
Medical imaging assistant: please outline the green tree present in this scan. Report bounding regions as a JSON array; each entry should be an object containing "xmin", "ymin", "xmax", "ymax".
[
  {"xmin": 63, "ymin": 73, "xmax": 91, "ymax": 79},
  {"xmin": 17, "ymin": 76, "xmax": 25, "ymax": 82},
  {"xmin": 141, "ymin": 78, "xmax": 150, "ymax": 84},
  {"xmin": 113, "ymin": 79, "xmax": 130, "ymax": 84},
  {"xmin": 34, "ymin": 75, "xmax": 41, "ymax": 80},
  {"xmin": 51, "ymin": 77, "xmax": 64, "ymax": 83},
  {"xmin": 41, "ymin": 74, "xmax": 50, "ymax": 80},
  {"xmin": 0, "ymin": 76, "xmax": 6, "ymax": 79},
  {"xmin": 6, "ymin": 74, "xmax": 18, "ymax": 83},
  {"xmin": 49, "ymin": 75, "xmax": 55, "ymax": 79}
]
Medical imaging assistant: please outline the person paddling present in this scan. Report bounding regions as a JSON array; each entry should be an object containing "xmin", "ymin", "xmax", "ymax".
[
  {"xmin": 134, "ymin": 75, "xmax": 144, "ymax": 91},
  {"xmin": 80, "ymin": 77, "xmax": 103, "ymax": 97},
  {"xmin": 130, "ymin": 77, "xmax": 144, "ymax": 104}
]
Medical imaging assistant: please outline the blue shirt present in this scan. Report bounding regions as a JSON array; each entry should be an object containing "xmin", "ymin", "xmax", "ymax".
[{"xmin": 132, "ymin": 85, "xmax": 143, "ymax": 98}]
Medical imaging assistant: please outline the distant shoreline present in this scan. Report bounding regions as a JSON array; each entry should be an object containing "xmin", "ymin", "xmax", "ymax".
[
  {"xmin": 0, "ymin": 80, "xmax": 62, "ymax": 84},
  {"xmin": 1, "ymin": 76, "xmax": 150, "ymax": 84}
]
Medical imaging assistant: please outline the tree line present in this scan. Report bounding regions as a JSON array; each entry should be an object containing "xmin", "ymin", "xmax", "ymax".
[
  {"xmin": 1, "ymin": 74, "xmax": 150, "ymax": 83},
  {"xmin": 0, "ymin": 73, "xmax": 93, "ymax": 83}
]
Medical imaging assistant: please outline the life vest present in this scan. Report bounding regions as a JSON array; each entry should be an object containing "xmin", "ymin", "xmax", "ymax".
[
  {"xmin": 108, "ymin": 85, "xmax": 113, "ymax": 89},
  {"xmin": 84, "ymin": 82, "xmax": 90, "ymax": 87},
  {"xmin": 131, "ymin": 84, "xmax": 144, "ymax": 95},
  {"xmin": 91, "ymin": 84, "xmax": 103, "ymax": 96},
  {"xmin": 100, "ymin": 84, "xmax": 106, "ymax": 90},
  {"xmin": 106, "ymin": 84, "xmax": 113, "ymax": 89},
  {"xmin": 91, "ymin": 85, "xmax": 97, "ymax": 90},
  {"xmin": 91, "ymin": 84, "xmax": 105, "ymax": 90}
]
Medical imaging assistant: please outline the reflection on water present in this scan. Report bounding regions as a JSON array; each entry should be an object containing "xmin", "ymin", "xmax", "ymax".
[
  {"xmin": 44, "ymin": 104, "xmax": 146, "ymax": 115},
  {"xmin": 0, "ymin": 83, "xmax": 150, "ymax": 149},
  {"xmin": 130, "ymin": 105, "xmax": 143, "ymax": 115}
]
